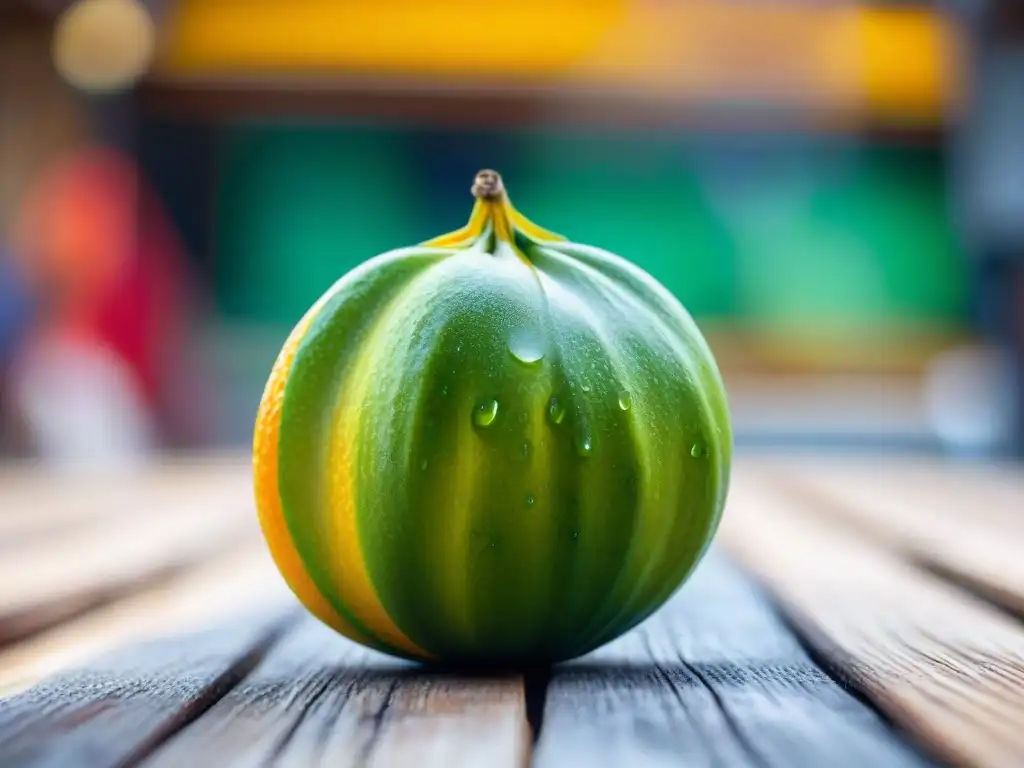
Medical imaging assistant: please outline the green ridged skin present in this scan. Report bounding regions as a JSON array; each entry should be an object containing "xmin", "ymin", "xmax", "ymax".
[{"xmin": 253, "ymin": 170, "xmax": 732, "ymax": 666}]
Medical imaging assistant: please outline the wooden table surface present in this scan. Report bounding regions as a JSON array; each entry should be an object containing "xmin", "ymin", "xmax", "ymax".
[{"xmin": 0, "ymin": 452, "xmax": 1021, "ymax": 768}]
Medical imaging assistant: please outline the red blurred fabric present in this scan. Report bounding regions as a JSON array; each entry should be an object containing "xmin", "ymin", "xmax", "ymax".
[{"xmin": 13, "ymin": 145, "xmax": 190, "ymax": 421}]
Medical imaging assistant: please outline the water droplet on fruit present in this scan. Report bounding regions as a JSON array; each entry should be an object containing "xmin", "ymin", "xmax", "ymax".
[
  {"xmin": 581, "ymin": 381, "xmax": 592, "ymax": 392},
  {"xmin": 547, "ymin": 396, "xmax": 565, "ymax": 425},
  {"xmin": 521, "ymin": 441, "xmax": 531, "ymax": 460},
  {"xmin": 618, "ymin": 391, "xmax": 632, "ymax": 411},
  {"xmin": 473, "ymin": 399, "xmax": 499, "ymax": 428},
  {"xmin": 576, "ymin": 435, "xmax": 593, "ymax": 456},
  {"xmin": 518, "ymin": 410, "xmax": 529, "ymax": 424},
  {"xmin": 570, "ymin": 529, "xmax": 580, "ymax": 542},
  {"xmin": 691, "ymin": 442, "xmax": 705, "ymax": 458},
  {"xmin": 508, "ymin": 327, "xmax": 545, "ymax": 365},
  {"xmin": 525, "ymin": 493, "xmax": 535, "ymax": 507},
  {"xmin": 441, "ymin": 385, "xmax": 449, "ymax": 396},
  {"xmin": 420, "ymin": 458, "xmax": 428, "ymax": 470}
]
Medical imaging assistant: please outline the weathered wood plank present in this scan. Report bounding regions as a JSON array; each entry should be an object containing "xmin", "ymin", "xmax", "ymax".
[
  {"xmin": 0, "ymin": 454, "xmax": 252, "ymax": 544},
  {"xmin": 533, "ymin": 549, "xmax": 932, "ymax": 768},
  {"xmin": 768, "ymin": 460, "xmax": 1024, "ymax": 618},
  {"xmin": 141, "ymin": 617, "xmax": 529, "ymax": 768},
  {"xmin": 720, "ymin": 475, "xmax": 1024, "ymax": 768},
  {"xmin": 0, "ymin": 548, "xmax": 297, "ymax": 767},
  {"xmin": 0, "ymin": 495, "xmax": 254, "ymax": 645},
  {"xmin": 0, "ymin": 612, "xmax": 294, "ymax": 767},
  {"xmin": 845, "ymin": 455, "xmax": 1023, "ymax": 500},
  {"xmin": 750, "ymin": 454, "xmax": 1022, "ymax": 527},
  {"xmin": 0, "ymin": 543, "xmax": 292, "ymax": 695}
]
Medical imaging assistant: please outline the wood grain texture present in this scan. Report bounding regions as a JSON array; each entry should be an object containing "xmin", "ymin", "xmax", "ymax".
[
  {"xmin": 0, "ymin": 453, "xmax": 258, "ymax": 647},
  {"xmin": 757, "ymin": 454, "xmax": 1023, "ymax": 528},
  {"xmin": 0, "ymin": 607, "xmax": 294, "ymax": 768},
  {"xmin": 141, "ymin": 616, "xmax": 529, "ymax": 768},
  {"xmin": 0, "ymin": 543, "xmax": 294, "ymax": 695},
  {"xmin": 0, "ymin": 492, "xmax": 255, "ymax": 645},
  {"xmin": 533, "ymin": 549, "xmax": 931, "ymax": 768},
  {"xmin": 729, "ymin": 456, "xmax": 1024, "ymax": 537},
  {"xmin": 0, "ymin": 454, "xmax": 252, "ymax": 543},
  {"xmin": 767, "ymin": 457, "xmax": 1024, "ymax": 618},
  {"xmin": 720, "ymin": 475, "xmax": 1024, "ymax": 768}
]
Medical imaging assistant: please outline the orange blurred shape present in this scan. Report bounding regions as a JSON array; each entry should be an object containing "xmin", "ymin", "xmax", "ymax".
[{"xmin": 13, "ymin": 146, "xmax": 138, "ymax": 319}]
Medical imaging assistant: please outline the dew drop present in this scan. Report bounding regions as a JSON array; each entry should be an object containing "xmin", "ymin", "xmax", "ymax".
[
  {"xmin": 508, "ymin": 327, "xmax": 545, "ymax": 365},
  {"xmin": 420, "ymin": 458, "xmax": 428, "ymax": 470},
  {"xmin": 525, "ymin": 493, "xmax": 535, "ymax": 507},
  {"xmin": 547, "ymin": 396, "xmax": 565, "ymax": 425},
  {"xmin": 518, "ymin": 410, "xmax": 529, "ymax": 424},
  {"xmin": 570, "ymin": 529, "xmax": 580, "ymax": 542},
  {"xmin": 441, "ymin": 385, "xmax": 449, "ymax": 396},
  {"xmin": 521, "ymin": 441, "xmax": 532, "ymax": 460},
  {"xmin": 581, "ymin": 382, "xmax": 592, "ymax": 392},
  {"xmin": 618, "ymin": 390, "xmax": 632, "ymax": 411},
  {"xmin": 576, "ymin": 435, "xmax": 593, "ymax": 456},
  {"xmin": 473, "ymin": 399, "xmax": 499, "ymax": 428},
  {"xmin": 691, "ymin": 442, "xmax": 705, "ymax": 458}
]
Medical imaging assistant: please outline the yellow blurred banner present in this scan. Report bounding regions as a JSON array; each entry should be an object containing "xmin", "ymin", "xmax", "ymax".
[
  {"xmin": 159, "ymin": 0, "xmax": 627, "ymax": 78},
  {"xmin": 156, "ymin": 0, "xmax": 958, "ymax": 122}
]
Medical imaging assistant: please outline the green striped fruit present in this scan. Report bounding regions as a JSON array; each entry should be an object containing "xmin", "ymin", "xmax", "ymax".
[{"xmin": 253, "ymin": 170, "xmax": 732, "ymax": 666}]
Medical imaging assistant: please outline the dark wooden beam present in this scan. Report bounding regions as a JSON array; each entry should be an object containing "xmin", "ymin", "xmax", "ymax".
[
  {"xmin": 13, "ymin": 0, "xmax": 169, "ymax": 20},
  {"xmin": 2, "ymin": 1, "xmax": 57, "ymax": 23},
  {"xmin": 137, "ymin": 79, "xmax": 945, "ymax": 143}
]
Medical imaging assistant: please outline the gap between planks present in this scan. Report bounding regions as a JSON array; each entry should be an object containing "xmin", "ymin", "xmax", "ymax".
[{"xmin": 720, "ymin": 470, "xmax": 1024, "ymax": 768}]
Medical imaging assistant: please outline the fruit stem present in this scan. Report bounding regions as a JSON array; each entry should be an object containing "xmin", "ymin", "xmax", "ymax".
[
  {"xmin": 471, "ymin": 169, "xmax": 514, "ymax": 246},
  {"xmin": 471, "ymin": 169, "xmax": 506, "ymax": 202},
  {"xmin": 420, "ymin": 169, "xmax": 565, "ymax": 250}
]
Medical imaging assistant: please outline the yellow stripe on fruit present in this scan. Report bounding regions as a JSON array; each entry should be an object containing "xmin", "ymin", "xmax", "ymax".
[
  {"xmin": 252, "ymin": 303, "xmax": 375, "ymax": 646},
  {"xmin": 324, "ymin": 320, "xmax": 431, "ymax": 660}
]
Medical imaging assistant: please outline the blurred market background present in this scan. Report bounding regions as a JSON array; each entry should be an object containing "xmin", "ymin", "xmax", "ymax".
[{"xmin": 1, "ymin": 0, "xmax": 1023, "ymax": 468}]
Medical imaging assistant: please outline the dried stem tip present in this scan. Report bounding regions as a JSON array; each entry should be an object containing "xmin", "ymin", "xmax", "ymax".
[{"xmin": 471, "ymin": 169, "xmax": 505, "ymax": 201}]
